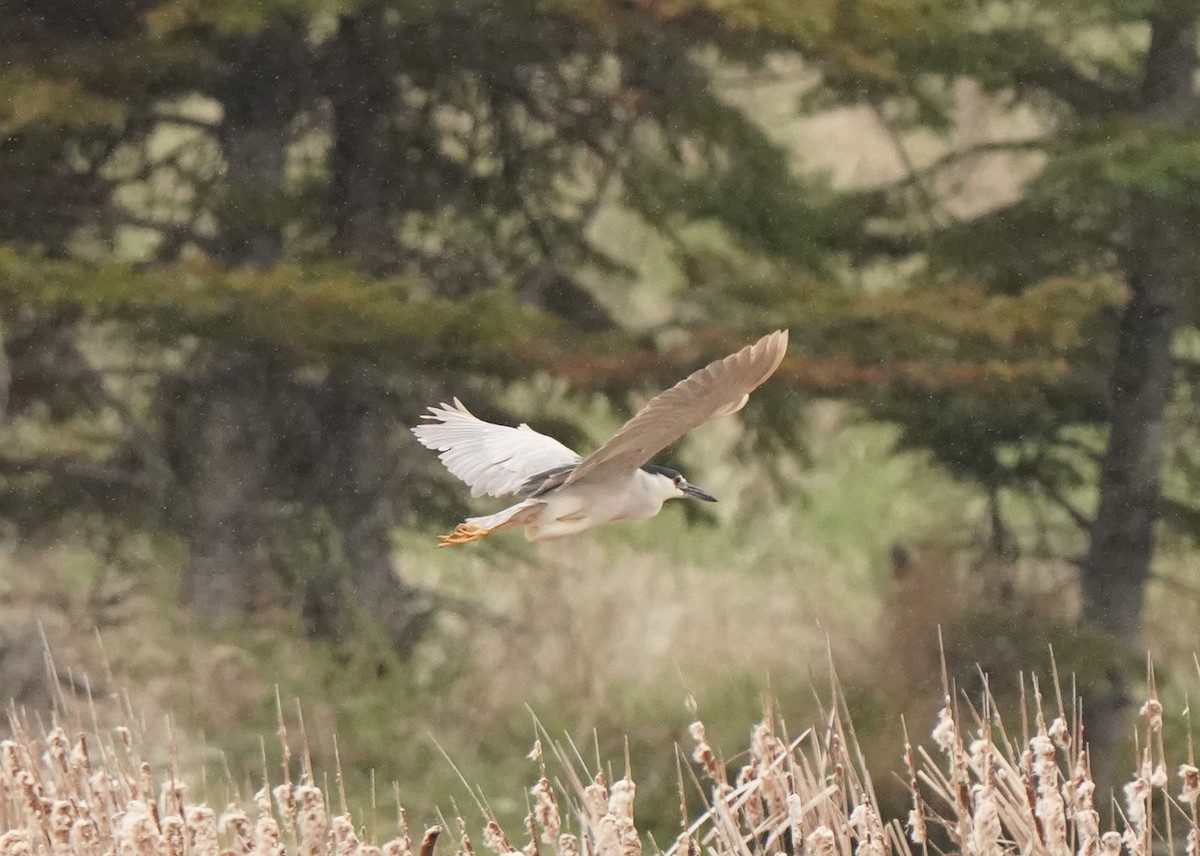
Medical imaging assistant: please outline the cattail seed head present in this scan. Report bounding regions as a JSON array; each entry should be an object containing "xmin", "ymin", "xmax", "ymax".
[
  {"xmin": 119, "ymin": 800, "xmax": 163, "ymax": 856},
  {"xmin": 256, "ymin": 814, "xmax": 283, "ymax": 856},
  {"xmin": 529, "ymin": 777, "xmax": 560, "ymax": 843},
  {"xmin": 1181, "ymin": 764, "xmax": 1200, "ymax": 804},
  {"xmin": 804, "ymin": 826, "xmax": 836, "ymax": 856},
  {"xmin": 333, "ymin": 815, "xmax": 362, "ymax": 856},
  {"xmin": 272, "ymin": 784, "xmax": 296, "ymax": 838},
  {"xmin": 583, "ymin": 774, "xmax": 609, "ymax": 825},
  {"xmin": 220, "ymin": 806, "xmax": 254, "ymax": 855},
  {"xmin": 0, "ymin": 830, "xmax": 32, "ymax": 856},
  {"xmin": 295, "ymin": 785, "xmax": 329, "ymax": 856},
  {"xmin": 607, "ymin": 778, "xmax": 635, "ymax": 821},
  {"xmin": 482, "ymin": 820, "xmax": 516, "ymax": 855},
  {"xmin": 1140, "ymin": 700, "xmax": 1163, "ymax": 732},
  {"xmin": 932, "ymin": 703, "xmax": 957, "ymax": 754},
  {"xmin": 185, "ymin": 804, "xmax": 219, "ymax": 856},
  {"xmin": 161, "ymin": 815, "xmax": 185, "ymax": 856}
]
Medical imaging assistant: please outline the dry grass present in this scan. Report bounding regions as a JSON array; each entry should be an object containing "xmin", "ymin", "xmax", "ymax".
[{"xmin": 1, "ymin": 643, "xmax": 1193, "ymax": 856}]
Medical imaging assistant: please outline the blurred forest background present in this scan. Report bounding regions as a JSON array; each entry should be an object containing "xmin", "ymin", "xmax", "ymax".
[{"xmin": 3, "ymin": 0, "xmax": 1200, "ymax": 838}]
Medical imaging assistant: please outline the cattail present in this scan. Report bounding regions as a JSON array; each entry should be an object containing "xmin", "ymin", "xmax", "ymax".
[
  {"xmin": 255, "ymin": 813, "xmax": 283, "ymax": 856},
  {"xmin": 786, "ymin": 793, "xmax": 805, "ymax": 846},
  {"xmin": 750, "ymin": 723, "xmax": 785, "ymax": 767},
  {"xmin": 593, "ymin": 815, "xmax": 621, "ymax": 856},
  {"xmin": 47, "ymin": 799, "xmax": 73, "ymax": 856},
  {"xmin": 161, "ymin": 815, "xmax": 185, "ymax": 856},
  {"xmin": 333, "ymin": 815, "xmax": 362, "ymax": 856},
  {"xmin": 186, "ymin": 804, "xmax": 219, "ymax": 856},
  {"xmin": 0, "ymin": 830, "xmax": 32, "ymax": 856},
  {"xmin": 582, "ymin": 773, "xmax": 609, "ymax": 826},
  {"xmin": 557, "ymin": 835, "xmax": 580, "ymax": 856},
  {"xmin": 1124, "ymin": 776, "xmax": 1151, "ymax": 828},
  {"xmin": 688, "ymin": 723, "xmax": 722, "ymax": 783},
  {"xmin": 482, "ymin": 821, "xmax": 516, "ymax": 855},
  {"xmin": 1123, "ymin": 763, "xmax": 1151, "ymax": 856},
  {"xmin": 1188, "ymin": 827, "xmax": 1199, "ymax": 856},
  {"xmin": 932, "ymin": 701, "xmax": 956, "ymax": 754},
  {"xmin": 119, "ymin": 800, "xmax": 163, "ymax": 856},
  {"xmin": 905, "ymin": 808, "xmax": 926, "ymax": 846},
  {"xmin": 1049, "ymin": 717, "xmax": 1071, "ymax": 749},
  {"xmin": 44, "ymin": 729, "xmax": 70, "ymax": 780},
  {"xmin": 674, "ymin": 832, "xmax": 697, "ymax": 856},
  {"xmin": 295, "ymin": 786, "xmax": 329, "ymax": 856},
  {"xmin": 735, "ymin": 765, "xmax": 764, "ymax": 832},
  {"xmin": 804, "ymin": 826, "xmax": 836, "ymax": 856},
  {"xmin": 970, "ymin": 789, "xmax": 1001, "ymax": 856},
  {"xmin": 70, "ymin": 814, "xmax": 103, "ymax": 856},
  {"xmin": 459, "ymin": 821, "xmax": 477, "ymax": 856},
  {"xmin": 1181, "ymin": 764, "xmax": 1200, "ymax": 804},
  {"xmin": 522, "ymin": 811, "xmax": 538, "ymax": 856},
  {"xmin": 161, "ymin": 779, "xmax": 188, "ymax": 820},
  {"xmin": 15, "ymin": 771, "xmax": 44, "ymax": 833},
  {"xmin": 529, "ymin": 778, "xmax": 560, "ymax": 843},
  {"xmin": 1072, "ymin": 781, "xmax": 1099, "ymax": 856},
  {"xmin": 848, "ymin": 804, "xmax": 886, "ymax": 856},
  {"xmin": 382, "ymin": 804, "xmax": 413, "ymax": 856},
  {"xmin": 1100, "ymin": 832, "xmax": 1122, "ymax": 856},
  {"xmin": 220, "ymin": 805, "xmax": 254, "ymax": 855},
  {"xmin": 1031, "ymin": 734, "xmax": 1057, "ymax": 788},
  {"xmin": 607, "ymin": 778, "xmax": 635, "ymax": 822},
  {"xmin": 419, "ymin": 826, "xmax": 442, "ymax": 856},
  {"xmin": 1140, "ymin": 700, "xmax": 1164, "ymax": 732},
  {"xmin": 1037, "ymin": 791, "xmax": 1068, "ymax": 856},
  {"xmin": 273, "ymin": 784, "xmax": 296, "ymax": 839}
]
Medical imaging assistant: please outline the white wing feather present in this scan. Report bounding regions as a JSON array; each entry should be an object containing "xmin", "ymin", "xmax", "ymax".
[{"xmin": 411, "ymin": 399, "xmax": 581, "ymax": 498}]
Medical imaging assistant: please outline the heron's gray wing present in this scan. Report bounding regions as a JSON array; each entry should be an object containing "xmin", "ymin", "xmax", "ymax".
[
  {"xmin": 411, "ymin": 399, "xmax": 581, "ymax": 498},
  {"xmin": 564, "ymin": 330, "xmax": 789, "ymax": 486}
]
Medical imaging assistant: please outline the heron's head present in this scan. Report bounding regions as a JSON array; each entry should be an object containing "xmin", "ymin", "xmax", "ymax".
[{"xmin": 642, "ymin": 464, "xmax": 717, "ymax": 503}]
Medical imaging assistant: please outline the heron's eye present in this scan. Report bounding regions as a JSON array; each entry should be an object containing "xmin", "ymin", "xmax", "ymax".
[{"xmin": 673, "ymin": 476, "xmax": 683, "ymax": 486}]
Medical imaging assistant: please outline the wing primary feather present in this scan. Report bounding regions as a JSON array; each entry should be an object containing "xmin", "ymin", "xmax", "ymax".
[
  {"xmin": 563, "ymin": 330, "xmax": 788, "ymax": 486},
  {"xmin": 411, "ymin": 399, "xmax": 581, "ymax": 498}
]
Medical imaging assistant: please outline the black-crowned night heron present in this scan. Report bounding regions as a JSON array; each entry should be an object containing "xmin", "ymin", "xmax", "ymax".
[{"xmin": 412, "ymin": 330, "xmax": 788, "ymax": 545}]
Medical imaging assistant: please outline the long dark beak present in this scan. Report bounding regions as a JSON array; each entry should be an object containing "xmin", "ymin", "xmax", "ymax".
[{"xmin": 683, "ymin": 483, "xmax": 718, "ymax": 503}]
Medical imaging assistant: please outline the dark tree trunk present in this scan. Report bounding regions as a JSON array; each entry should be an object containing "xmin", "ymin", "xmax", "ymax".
[
  {"xmin": 174, "ymin": 359, "xmax": 277, "ymax": 618},
  {"xmin": 175, "ymin": 21, "xmax": 307, "ymax": 620},
  {"xmin": 1079, "ymin": 10, "xmax": 1198, "ymax": 783},
  {"xmin": 327, "ymin": 5, "xmax": 399, "ymax": 276},
  {"xmin": 321, "ymin": 374, "xmax": 433, "ymax": 654},
  {"xmin": 322, "ymin": 17, "xmax": 433, "ymax": 652},
  {"xmin": 212, "ymin": 19, "xmax": 307, "ymax": 269}
]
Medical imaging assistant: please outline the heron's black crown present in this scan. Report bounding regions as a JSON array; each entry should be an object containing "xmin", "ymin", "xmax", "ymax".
[{"xmin": 641, "ymin": 464, "xmax": 683, "ymax": 479}]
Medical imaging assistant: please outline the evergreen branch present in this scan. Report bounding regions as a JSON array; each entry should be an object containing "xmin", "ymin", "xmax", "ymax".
[
  {"xmin": 1031, "ymin": 472, "xmax": 1093, "ymax": 532},
  {"xmin": 151, "ymin": 112, "xmax": 220, "ymax": 133},
  {"xmin": 889, "ymin": 139, "xmax": 1051, "ymax": 190}
]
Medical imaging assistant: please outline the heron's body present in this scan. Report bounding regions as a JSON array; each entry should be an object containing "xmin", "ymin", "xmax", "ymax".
[
  {"xmin": 412, "ymin": 330, "xmax": 788, "ymax": 545},
  {"xmin": 473, "ymin": 467, "xmax": 683, "ymax": 542}
]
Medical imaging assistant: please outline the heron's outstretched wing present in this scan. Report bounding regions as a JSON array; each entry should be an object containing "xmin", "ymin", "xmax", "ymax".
[
  {"xmin": 564, "ymin": 330, "xmax": 789, "ymax": 486},
  {"xmin": 412, "ymin": 399, "xmax": 581, "ymax": 498}
]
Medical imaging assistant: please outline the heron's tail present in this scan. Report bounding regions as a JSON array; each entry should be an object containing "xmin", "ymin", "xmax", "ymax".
[{"xmin": 437, "ymin": 500, "xmax": 540, "ymax": 547}]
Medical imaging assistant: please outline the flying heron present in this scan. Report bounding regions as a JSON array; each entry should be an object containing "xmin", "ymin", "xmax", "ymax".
[{"xmin": 412, "ymin": 330, "xmax": 788, "ymax": 545}]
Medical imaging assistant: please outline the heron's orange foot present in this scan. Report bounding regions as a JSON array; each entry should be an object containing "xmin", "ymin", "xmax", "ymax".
[{"xmin": 438, "ymin": 523, "xmax": 491, "ymax": 547}]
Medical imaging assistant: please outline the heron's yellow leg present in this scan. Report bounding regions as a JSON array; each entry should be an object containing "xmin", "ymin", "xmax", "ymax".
[{"xmin": 437, "ymin": 523, "xmax": 492, "ymax": 547}]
